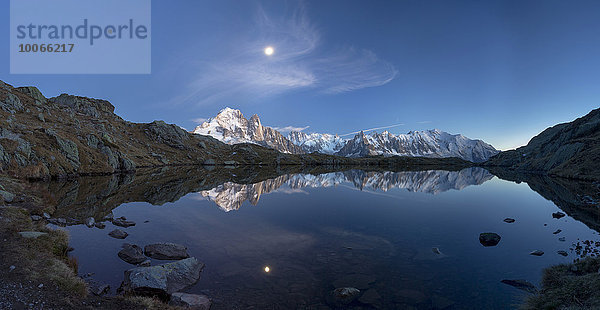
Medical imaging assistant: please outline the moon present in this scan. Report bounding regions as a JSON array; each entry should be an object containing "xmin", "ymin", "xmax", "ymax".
[{"xmin": 264, "ymin": 46, "xmax": 274, "ymax": 56}]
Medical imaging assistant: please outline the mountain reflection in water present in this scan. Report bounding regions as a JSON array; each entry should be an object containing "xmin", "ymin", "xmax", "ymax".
[
  {"xmin": 50, "ymin": 165, "xmax": 600, "ymax": 309},
  {"xmin": 201, "ymin": 168, "xmax": 494, "ymax": 212}
]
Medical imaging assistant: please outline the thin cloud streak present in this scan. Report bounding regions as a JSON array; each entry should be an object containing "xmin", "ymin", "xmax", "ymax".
[
  {"xmin": 340, "ymin": 123, "xmax": 405, "ymax": 137},
  {"xmin": 272, "ymin": 125, "xmax": 310, "ymax": 133},
  {"xmin": 192, "ymin": 117, "xmax": 208, "ymax": 124},
  {"xmin": 176, "ymin": 3, "xmax": 397, "ymax": 106}
]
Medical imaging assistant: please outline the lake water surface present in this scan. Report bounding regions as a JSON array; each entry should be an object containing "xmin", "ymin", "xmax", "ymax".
[{"xmin": 50, "ymin": 167, "xmax": 600, "ymax": 309}]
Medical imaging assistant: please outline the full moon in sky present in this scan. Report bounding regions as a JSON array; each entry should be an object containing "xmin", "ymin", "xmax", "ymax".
[{"xmin": 264, "ymin": 46, "xmax": 274, "ymax": 56}]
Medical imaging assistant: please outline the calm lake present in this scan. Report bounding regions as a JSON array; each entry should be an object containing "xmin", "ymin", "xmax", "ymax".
[{"xmin": 47, "ymin": 167, "xmax": 598, "ymax": 309}]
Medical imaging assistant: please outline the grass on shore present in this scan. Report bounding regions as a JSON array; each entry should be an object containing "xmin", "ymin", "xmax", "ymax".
[
  {"xmin": 524, "ymin": 257, "xmax": 600, "ymax": 309},
  {"xmin": 0, "ymin": 206, "xmax": 88, "ymax": 297}
]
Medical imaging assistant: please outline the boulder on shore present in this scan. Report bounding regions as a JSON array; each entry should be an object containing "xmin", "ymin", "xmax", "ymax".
[
  {"xmin": 169, "ymin": 292, "xmax": 211, "ymax": 310},
  {"xmin": 120, "ymin": 257, "xmax": 204, "ymax": 298}
]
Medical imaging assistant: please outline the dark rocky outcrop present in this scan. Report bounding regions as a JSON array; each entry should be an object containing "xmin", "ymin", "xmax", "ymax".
[{"xmin": 486, "ymin": 108, "xmax": 600, "ymax": 181}]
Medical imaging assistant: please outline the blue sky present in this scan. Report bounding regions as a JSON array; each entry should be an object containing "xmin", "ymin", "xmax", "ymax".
[{"xmin": 1, "ymin": 0, "xmax": 599, "ymax": 150}]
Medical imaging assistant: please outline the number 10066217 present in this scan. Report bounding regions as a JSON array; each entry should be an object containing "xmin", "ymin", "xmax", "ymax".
[{"xmin": 18, "ymin": 44, "xmax": 74, "ymax": 53}]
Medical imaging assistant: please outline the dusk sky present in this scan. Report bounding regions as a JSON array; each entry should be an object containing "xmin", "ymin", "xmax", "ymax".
[{"xmin": 1, "ymin": 0, "xmax": 599, "ymax": 150}]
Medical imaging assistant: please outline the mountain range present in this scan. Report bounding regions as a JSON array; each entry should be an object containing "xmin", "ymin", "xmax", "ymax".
[{"xmin": 193, "ymin": 107, "xmax": 499, "ymax": 162}]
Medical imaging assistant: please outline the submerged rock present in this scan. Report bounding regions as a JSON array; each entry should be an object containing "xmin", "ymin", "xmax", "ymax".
[
  {"xmin": 358, "ymin": 288, "xmax": 382, "ymax": 306},
  {"xmin": 501, "ymin": 279, "xmax": 537, "ymax": 293},
  {"xmin": 329, "ymin": 287, "xmax": 360, "ymax": 306},
  {"xmin": 530, "ymin": 250, "xmax": 545, "ymax": 256},
  {"xmin": 144, "ymin": 243, "xmax": 190, "ymax": 260},
  {"xmin": 503, "ymin": 218, "xmax": 516, "ymax": 223},
  {"xmin": 431, "ymin": 295, "xmax": 456, "ymax": 309},
  {"xmin": 120, "ymin": 257, "xmax": 204, "ymax": 298},
  {"xmin": 557, "ymin": 250, "xmax": 568, "ymax": 257},
  {"xmin": 118, "ymin": 244, "xmax": 146, "ymax": 265},
  {"xmin": 479, "ymin": 232, "xmax": 501, "ymax": 247},
  {"xmin": 113, "ymin": 217, "xmax": 136, "ymax": 227},
  {"xmin": 108, "ymin": 229, "xmax": 128, "ymax": 239},
  {"xmin": 332, "ymin": 274, "xmax": 376, "ymax": 290},
  {"xmin": 169, "ymin": 292, "xmax": 211, "ymax": 310}
]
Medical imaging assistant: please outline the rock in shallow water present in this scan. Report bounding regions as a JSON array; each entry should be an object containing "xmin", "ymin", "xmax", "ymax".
[
  {"xmin": 144, "ymin": 243, "xmax": 190, "ymax": 260},
  {"xmin": 120, "ymin": 257, "xmax": 204, "ymax": 298},
  {"xmin": 552, "ymin": 212, "xmax": 566, "ymax": 219},
  {"xmin": 113, "ymin": 217, "xmax": 136, "ymax": 227},
  {"xmin": 479, "ymin": 232, "xmax": 501, "ymax": 247},
  {"xmin": 85, "ymin": 217, "xmax": 95, "ymax": 227},
  {"xmin": 118, "ymin": 244, "xmax": 146, "ymax": 265},
  {"xmin": 358, "ymin": 288, "xmax": 382, "ymax": 306},
  {"xmin": 169, "ymin": 292, "xmax": 211, "ymax": 310},
  {"xmin": 328, "ymin": 287, "xmax": 360, "ymax": 306},
  {"xmin": 530, "ymin": 250, "xmax": 544, "ymax": 256},
  {"xmin": 503, "ymin": 218, "xmax": 515, "ymax": 223},
  {"xmin": 332, "ymin": 274, "xmax": 376, "ymax": 290},
  {"xmin": 501, "ymin": 279, "xmax": 537, "ymax": 293},
  {"xmin": 108, "ymin": 229, "xmax": 128, "ymax": 239}
]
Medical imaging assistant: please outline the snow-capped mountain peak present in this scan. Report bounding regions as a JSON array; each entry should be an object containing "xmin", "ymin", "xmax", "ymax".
[
  {"xmin": 336, "ymin": 129, "xmax": 499, "ymax": 162},
  {"xmin": 193, "ymin": 108, "xmax": 499, "ymax": 162},
  {"xmin": 193, "ymin": 107, "xmax": 303, "ymax": 154},
  {"xmin": 287, "ymin": 131, "xmax": 347, "ymax": 154}
]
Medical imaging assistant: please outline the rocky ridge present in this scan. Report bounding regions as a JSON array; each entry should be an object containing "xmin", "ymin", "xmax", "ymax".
[{"xmin": 486, "ymin": 108, "xmax": 600, "ymax": 180}]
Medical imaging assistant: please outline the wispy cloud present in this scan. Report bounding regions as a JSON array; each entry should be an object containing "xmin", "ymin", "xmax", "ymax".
[
  {"xmin": 416, "ymin": 120, "xmax": 432, "ymax": 124},
  {"xmin": 272, "ymin": 125, "xmax": 310, "ymax": 133},
  {"xmin": 192, "ymin": 117, "xmax": 208, "ymax": 124},
  {"xmin": 175, "ymin": 3, "xmax": 397, "ymax": 106},
  {"xmin": 340, "ymin": 123, "xmax": 404, "ymax": 137}
]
